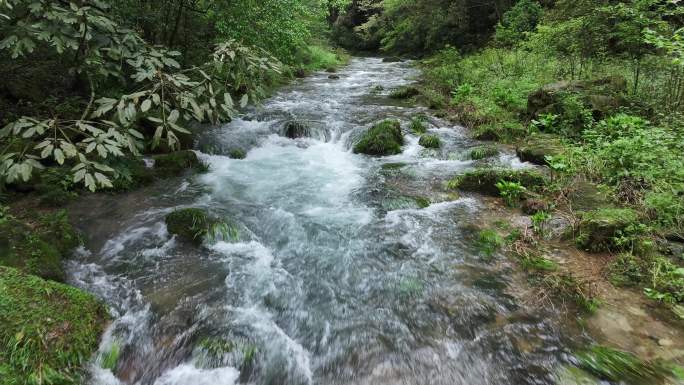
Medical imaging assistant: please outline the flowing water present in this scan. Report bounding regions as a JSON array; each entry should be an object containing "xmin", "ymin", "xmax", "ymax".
[{"xmin": 67, "ymin": 58, "xmax": 581, "ymax": 385}]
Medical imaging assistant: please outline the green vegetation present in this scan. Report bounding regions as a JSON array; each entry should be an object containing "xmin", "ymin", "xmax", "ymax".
[
  {"xmin": 389, "ymin": 86, "xmax": 420, "ymax": 99},
  {"xmin": 154, "ymin": 151, "xmax": 200, "ymax": 176},
  {"xmin": 0, "ymin": 266, "xmax": 108, "ymax": 384},
  {"xmin": 336, "ymin": 0, "xmax": 683, "ymax": 311},
  {"xmin": 353, "ymin": 120, "xmax": 404, "ymax": 156},
  {"xmin": 165, "ymin": 208, "xmax": 238, "ymax": 245},
  {"xmin": 0, "ymin": 209, "xmax": 80, "ymax": 282},
  {"xmin": 229, "ymin": 149, "xmax": 248, "ymax": 160},
  {"xmin": 469, "ymin": 145, "xmax": 499, "ymax": 160},
  {"xmin": 576, "ymin": 345, "xmax": 664, "ymax": 383},
  {"xmin": 418, "ymin": 134, "xmax": 440, "ymax": 148},
  {"xmin": 447, "ymin": 169, "xmax": 547, "ymax": 196},
  {"xmin": 476, "ymin": 229, "xmax": 504, "ymax": 258},
  {"xmin": 410, "ymin": 116, "xmax": 428, "ymax": 134}
]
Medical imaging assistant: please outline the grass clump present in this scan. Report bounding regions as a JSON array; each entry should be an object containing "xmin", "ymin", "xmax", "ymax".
[
  {"xmin": 229, "ymin": 148, "xmax": 247, "ymax": 160},
  {"xmin": 165, "ymin": 208, "xmax": 238, "ymax": 245},
  {"xmin": 576, "ymin": 345, "xmax": 664, "ymax": 383},
  {"xmin": 447, "ymin": 168, "xmax": 547, "ymax": 196},
  {"xmin": 410, "ymin": 115, "xmax": 428, "ymax": 134},
  {"xmin": 477, "ymin": 229, "xmax": 504, "ymax": 258},
  {"xmin": 469, "ymin": 145, "xmax": 499, "ymax": 160},
  {"xmin": 389, "ymin": 85, "xmax": 420, "ymax": 99},
  {"xmin": 353, "ymin": 120, "xmax": 404, "ymax": 156},
  {"xmin": 0, "ymin": 266, "xmax": 108, "ymax": 384},
  {"xmin": 418, "ymin": 134, "xmax": 440, "ymax": 148}
]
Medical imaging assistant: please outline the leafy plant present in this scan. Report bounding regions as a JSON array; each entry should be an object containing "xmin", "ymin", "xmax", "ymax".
[
  {"xmin": 477, "ymin": 229, "xmax": 504, "ymax": 258},
  {"xmin": 531, "ymin": 210, "xmax": 551, "ymax": 238},
  {"xmin": 496, "ymin": 180, "xmax": 527, "ymax": 207}
]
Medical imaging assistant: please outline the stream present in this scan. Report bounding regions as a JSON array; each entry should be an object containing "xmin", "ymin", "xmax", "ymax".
[{"xmin": 66, "ymin": 58, "xmax": 581, "ymax": 385}]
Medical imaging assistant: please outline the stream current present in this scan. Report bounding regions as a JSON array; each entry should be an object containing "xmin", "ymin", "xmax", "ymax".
[{"xmin": 66, "ymin": 58, "xmax": 577, "ymax": 385}]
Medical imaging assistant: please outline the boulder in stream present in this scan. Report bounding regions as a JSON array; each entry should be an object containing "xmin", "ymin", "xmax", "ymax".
[
  {"xmin": 353, "ymin": 120, "xmax": 404, "ymax": 156},
  {"xmin": 283, "ymin": 120, "xmax": 311, "ymax": 139},
  {"xmin": 382, "ymin": 56, "xmax": 403, "ymax": 63},
  {"xmin": 328, "ymin": 74, "xmax": 340, "ymax": 80},
  {"xmin": 154, "ymin": 150, "xmax": 200, "ymax": 176},
  {"xmin": 165, "ymin": 208, "xmax": 215, "ymax": 244}
]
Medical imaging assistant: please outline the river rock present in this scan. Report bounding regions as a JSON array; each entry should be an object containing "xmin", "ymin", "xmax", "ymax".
[
  {"xmin": 283, "ymin": 120, "xmax": 311, "ymax": 139},
  {"xmin": 516, "ymin": 134, "xmax": 565, "ymax": 165},
  {"xmin": 294, "ymin": 68, "xmax": 306, "ymax": 78},
  {"xmin": 153, "ymin": 150, "xmax": 199, "ymax": 176},
  {"xmin": 576, "ymin": 208, "xmax": 638, "ymax": 252},
  {"xmin": 353, "ymin": 120, "xmax": 404, "ymax": 156},
  {"xmin": 328, "ymin": 74, "xmax": 340, "ymax": 80},
  {"xmin": 448, "ymin": 169, "xmax": 548, "ymax": 196},
  {"xmin": 165, "ymin": 208, "xmax": 215, "ymax": 244}
]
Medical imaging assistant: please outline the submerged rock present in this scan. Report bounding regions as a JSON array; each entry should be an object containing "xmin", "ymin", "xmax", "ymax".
[
  {"xmin": 516, "ymin": 134, "xmax": 565, "ymax": 165},
  {"xmin": 447, "ymin": 169, "xmax": 548, "ymax": 196},
  {"xmin": 165, "ymin": 208, "xmax": 215, "ymax": 244},
  {"xmin": 576, "ymin": 208, "xmax": 639, "ymax": 252},
  {"xmin": 328, "ymin": 74, "xmax": 340, "ymax": 80},
  {"xmin": 154, "ymin": 150, "xmax": 199, "ymax": 176},
  {"xmin": 353, "ymin": 120, "xmax": 404, "ymax": 156}
]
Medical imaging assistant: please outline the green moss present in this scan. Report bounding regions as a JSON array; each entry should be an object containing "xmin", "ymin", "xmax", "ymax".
[
  {"xmin": 477, "ymin": 229, "xmax": 504, "ymax": 258},
  {"xmin": 419, "ymin": 134, "xmax": 441, "ymax": 148},
  {"xmin": 447, "ymin": 168, "xmax": 548, "ymax": 196},
  {"xmin": 353, "ymin": 120, "xmax": 404, "ymax": 156},
  {"xmin": 520, "ymin": 255, "xmax": 558, "ymax": 272},
  {"xmin": 576, "ymin": 345, "xmax": 664, "ymax": 383},
  {"xmin": 229, "ymin": 149, "xmax": 247, "ymax": 159},
  {"xmin": 381, "ymin": 162, "xmax": 407, "ymax": 170},
  {"xmin": 469, "ymin": 145, "xmax": 499, "ymax": 160},
  {"xmin": 165, "ymin": 208, "xmax": 214, "ymax": 244},
  {"xmin": 415, "ymin": 197, "xmax": 431, "ymax": 208},
  {"xmin": 576, "ymin": 208, "xmax": 639, "ymax": 252},
  {"xmin": 0, "ymin": 266, "xmax": 108, "ymax": 384},
  {"xmin": 154, "ymin": 150, "xmax": 199, "ymax": 176},
  {"xmin": 0, "ymin": 210, "xmax": 80, "ymax": 282},
  {"xmin": 389, "ymin": 86, "xmax": 420, "ymax": 99},
  {"xmin": 516, "ymin": 134, "xmax": 565, "ymax": 165}
]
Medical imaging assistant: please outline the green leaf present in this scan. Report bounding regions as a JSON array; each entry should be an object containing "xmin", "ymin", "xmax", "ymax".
[{"xmin": 141, "ymin": 99, "xmax": 152, "ymax": 113}]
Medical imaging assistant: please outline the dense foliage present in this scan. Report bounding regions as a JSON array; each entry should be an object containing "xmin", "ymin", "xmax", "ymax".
[{"xmin": 0, "ymin": 0, "xmax": 347, "ymax": 192}]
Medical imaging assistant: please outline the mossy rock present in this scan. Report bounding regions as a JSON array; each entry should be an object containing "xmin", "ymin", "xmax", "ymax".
[
  {"xmin": 419, "ymin": 134, "xmax": 441, "ymax": 149},
  {"xmin": 353, "ymin": 120, "xmax": 404, "ymax": 156},
  {"xmin": 229, "ymin": 148, "xmax": 247, "ymax": 160},
  {"xmin": 473, "ymin": 126, "xmax": 501, "ymax": 141},
  {"xmin": 382, "ymin": 56, "xmax": 403, "ymax": 63},
  {"xmin": 165, "ymin": 208, "xmax": 215, "ymax": 244},
  {"xmin": 109, "ymin": 158, "xmax": 156, "ymax": 192},
  {"xmin": 447, "ymin": 169, "xmax": 548, "ymax": 196},
  {"xmin": 325, "ymin": 67, "xmax": 337, "ymax": 73},
  {"xmin": 0, "ymin": 211, "xmax": 80, "ymax": 281},
  {"xmin": 567, "ymin": 181, "xmax": 614, "ymax": 212},
  {"xmin": 410, "ymin": 116, "xmax": 427, "ymax": 134},
  {"xmin": 154, "ymin": 150, "xmax": 199, "ymax": 176},
  {"xmin": 469, "ymin": 145, "xmax": 499, "ymax": 160},
  {"xmin": 0, "ymin": 266, "xmax": 108, "ymax": 384},
  {"xmin": 516, "ymin": 134, "xmax": 565, "ymax": 165},
  {"xmin": 576, "ymin": 208, "xmax": 639, "ymax": 252},
  {"xmin": 283, "ymin": 121, "xmax": 310, "ymax": 139},
  {"xmin": 389, "ymin": 86, "xmax": 420, "ymax": 99}
]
